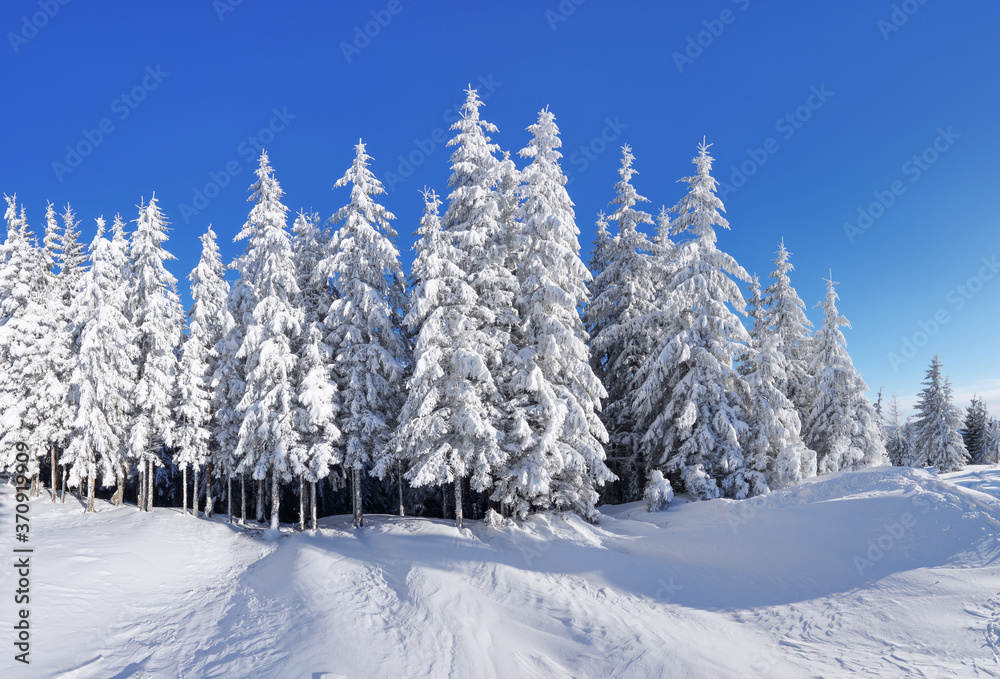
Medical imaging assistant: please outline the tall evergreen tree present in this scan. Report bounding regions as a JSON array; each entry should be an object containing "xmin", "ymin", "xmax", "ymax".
[
  {"xmin": 802, "ymin": 277, "xmax": 885, "ymax": 473},
  {"xmin": 0, "ymin": 199, "xmax": 53, "ymax": 484},
  {"xmin": 40, "ymin": 202, "xmax": 60, "ymax": 279},
  {"xmin": 986, "ymin": 417, "xmax": 1000, "ymax": 465},
  {"xmin": 586, "ymin": 146, "xmax": 656, "ymax": 500},
  {"xmin": 962, "ymin": 395, "xmax": 990, "ymax": 465},
  {"xmin": 439, "ymin": 88, "xmax": 523, "ymax": 522},
  {"xmin": 763, "ymin": 241, "xmax": 813, "ymax": 414},
  {"xmin": 291, "ymin": 211, "xmax": 341, "ymax": 529},
  {"xmin": 634, "ymin": 141, "xmax": 754, "ymax": 499},
  {"xmin": 584, "ymin": 211, "xmax": 614, "ymax": 389},
  {"xmin": 175, "ymin": 227, "xmax": 227, "ymax": 517},
  {"xmin": 396, "ymin": 189, "xmax": 504, "ymax": 527},
  {"xmin": 743, "ymin": 333, "xmax": 810, "ymax": 490},
  {"xmin": 322, "ymin": 141, "xmax": 407, "ymax": 529},
  {"xmin": 885, "ymin": 394, "xmax": 915, "ymax": 466},
  {"xmin": 913, "ymin": 355, "xmax": 968, "ymax": 473},
  {"xmin": 737, "ymin": 274, "xmax": 765, "ymax": 377},
  {"xmin": 493, "ymin": 108, "xmax": 613, "ymax": 520},
  {"xmin": 234, "ymin": 152, "xmax": 303, "ymax": 530},
  {"xmin": 63, "ymin": 220, "xmax": 137, "ymax": 511},
  {"xmin": 211, "ymin": 295, "xmax": 244, "ymax": 521},
  {"xmin": 128, "ymin": 196, "xmax": 184, "ymax": 511}
]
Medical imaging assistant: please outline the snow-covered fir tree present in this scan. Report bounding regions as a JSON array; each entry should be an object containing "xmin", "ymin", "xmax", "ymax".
[
  {"xmin": 0, "ymin": 196, "xmax": 33, "ymax": 325},
  {"xmin": 62, "ymin": 219, "xmax": 138, "ymax": 511},
  {"xmin": 492, "ymin": 108, "xmax": 613, "ymax": 521},
  {"xmin": 586, "ymin": 146, "xmax": 656, "ymax": 501},
  {"xmin": 53, "ymin": 203, "xmax": 89, "ymax": 478},
  {"xmin": 128, "ymin": 197, "xmax": 184, "ymax": 511},
  {"xmin": 234, "ymin": 152, "xmax": 303, "ymax": 530},
  {"xmin": 743, "ymin": 333, "xmax": 811, "ymax": 490},
  {"xmin": 322, "ymin": 141, "xmax": 407, "ymax": 529},
  {"xmin": 885, "ymin": 394, "xmax": 915, "ymax": 466},
  {"xmin": 440, "ymin": 88, "xmax": 521, "ymax": 516},
  {"xmin": 174, "ymin": 227, "xmax": 227, "ymax": 518},
  {"xmin": 396, "ymin": 188, "xmax": 504, "ymax": 527},
  {"xmin": 32, "ymin": 202, "xmax": 76, "ymax": 497},
  {"xmin": 802, "ymin": 277, "xmax": 885, "ymax": 473},
  {"xmin": 803, "ymin": 278, "xmax": 885, "ymax": 474},
  {"xmin": 291, "ymin": 211, "xmax": 341, "ymax": 529},
  {"xmin": 0, "ymin": 198, "xmax": 50, "ymax": 482},
  {"xmin": 986, "ymin": 417, "xmax": 1000, "ymax": 465},
  {"xmin": 913, "ymin": 355, "xmax": 968, "ymax": 473},
  {"xmin": 763, "ymin": 240, "xmax": 814, "ymax": 416},
  {"xmin": 873, "ymin": 388, "xmax": 886, "ymax": 448},
  {"xmin": 633, "ymin": 141, "xmax": 754, "ymax": 500},
  {"xmin": 737, "ymin": 274, "xmax": 765, "ymax": 377},
  {"xmin": 962, "ymin": 395, "xmax": 990, "ymax": 465},
  {"xmin": 583, "ymin": 211, "xmax": 614, "ymax": 388},
  {"xmin": 40, "ymin": 202, "xmax": 59, "ymax": 279},
  {"xmin": 210, "ymin": 295, "xmax": 243, "ymax": 521}
]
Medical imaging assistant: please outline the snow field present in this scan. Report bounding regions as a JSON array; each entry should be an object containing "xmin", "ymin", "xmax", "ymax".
[{"xmin": 3, "ymin": 465, "xmax": 1000, "ymax": 678}]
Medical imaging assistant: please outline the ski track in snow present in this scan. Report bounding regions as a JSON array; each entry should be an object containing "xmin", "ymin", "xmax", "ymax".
[{"xmin": 3, "ymin": 465, "xmax": 1000, "ymax": 678}]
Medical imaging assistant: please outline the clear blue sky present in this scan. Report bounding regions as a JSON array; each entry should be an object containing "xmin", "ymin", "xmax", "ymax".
[{"xmin": 2, "ymin": 0, "xmax": 998, "ymax": 417}]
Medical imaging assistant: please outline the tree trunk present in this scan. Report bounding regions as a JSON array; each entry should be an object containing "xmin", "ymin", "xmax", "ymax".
[
  {"xmin": 87, "ymin": 475, "xmax": 95, "ymax": 513},
  {"xmin": 454, "ymin": 477, "xmax": 464, "ymax": 528},
  {"xmin": 227, "ymin": 475, "xmax": 233, "ymax": 524},
  {"xmin": 255, "ymin": 478, "xmax": 264, "ymax": 523},
  {"xmin": 299, "ymin": 475, "xmax": 305, "ymax": 531},
  {"xmin": 193, "ymin": 465, "xmax": 200, "ymax": 518},
  {"xmin": 147, "ymin": 460, "xmax": 154, "ymax": 511},
  {"xmin": 61, "ymin": 468, "xmax": 67, "ymax": 503},
  {"xmin": 270, "ymin": 468, "xmax": 280, "ymax": 530},
  {"xmin": 240, "ymin": 474, "xmax": 246, "ymax": 525},
  {"xmin": 396, "ymin": 460, "xmax": 404, "ymax": 517},
  {"xmin": 113, "ymin": 473, "xmax": 124, "ymax": 506},
  {"xmin": 310, "ymin": 481, "xmax": 317, "ymax": 530},
  {"xmin": 352, "ymin": 468, "xmax": 363, "ymax": 529},
  {"xmin": 205, "ymin": 461, "xmax": 214, "ymax": 518},
  {"xmin": 182, "ymin": 465, "xmax": 188, "ymax": 516},
  {"xmin": 138, "ymin": 458, "xmax": 146, "ymax": 510},
  {"xmin": 50, "ymin": 444, "xmax": 58, "ymax": 502}
]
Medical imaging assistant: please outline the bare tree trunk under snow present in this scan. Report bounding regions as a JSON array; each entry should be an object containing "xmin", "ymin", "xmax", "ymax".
[
  {"xmin": 147, "ymin": 461, "xmax": 154, "ymax": 512},
  {"xmin": 454, "ymin": 477, "xmax": 463, "ymax": 528},
  {"xmin": 205, "ymin": 461, "xmax": 214, "ymax": 518},
  {"xmin": 270, "ymin": 469, "xmax": 280, "ymax": 530},
  {"xmin": 227, "ymin": 475, "xmax": 233, "ymax": 524},
  {"xmin": 61, "ymin": 468, "xmax": 67, "ymax": 503},
  {"xmin": 352, "ymin": 468, "xmax": 363, "ymax": 529},
  {"xmin": 396, "ymin": 461, "xmax": 404, "ymax": 517},
  {"xmin": 86, "ymin": 475, "xmax": 95, "ymax": 513},
  {"xmin": 113, "ymin": 474, "xmax": 124, "ymax": 506},
  {"xmin": 182, "ymin": 465, "xmax": 188, "ymax": 516},
  {"xmin": 310, "ymin": 481, "xmax": 317, "ymax": 530},
  {"xmin": 299, "ymin": 476, "xmax": 305, "ymax": 531},
  {"xmin": 50, "ymin": 445, "xmax": 58, "ymax": 502},
  {"xmin": 240, "ymin": 475, "xmax": 246, "ymax": 525},
  {"xmin": 256, "ymin": 478, "xmax": 264, "ymax": 523},
  {"xmin": 191, "ymin": 464, "xmax": 199, "ymax": 519},
  {"xmin": 138, "ymin": 459, "xmax": 145, "ymax": 510}
]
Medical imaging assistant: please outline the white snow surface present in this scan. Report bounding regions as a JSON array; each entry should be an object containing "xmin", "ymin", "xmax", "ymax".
[{"xmin": 4, "ymin": 465, "xmax": 1000, "ymax": 678}]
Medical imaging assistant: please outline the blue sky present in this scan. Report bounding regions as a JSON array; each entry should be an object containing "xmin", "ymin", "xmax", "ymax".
[{"xmin": 2, "ymin": 0, "xmax": 998, "ymax": 417}]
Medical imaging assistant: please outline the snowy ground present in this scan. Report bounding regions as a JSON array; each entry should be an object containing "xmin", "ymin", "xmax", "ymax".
[{"xmin": 3, "ymin": 466, "xmax": 1000, "ymax": 678}]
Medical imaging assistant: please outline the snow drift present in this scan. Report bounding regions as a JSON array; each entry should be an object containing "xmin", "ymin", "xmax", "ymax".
[{"xmin": 3, "ymin": 465, "xmax": 1000, "ymax": 678}]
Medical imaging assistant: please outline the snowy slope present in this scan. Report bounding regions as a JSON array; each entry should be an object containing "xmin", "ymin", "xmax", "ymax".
[{"xmin": 3, "ymin": 466, "xmax": 1000, "ymax": 678}]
